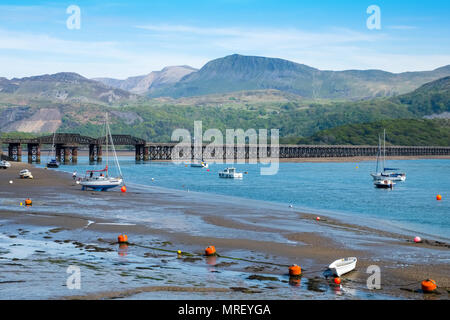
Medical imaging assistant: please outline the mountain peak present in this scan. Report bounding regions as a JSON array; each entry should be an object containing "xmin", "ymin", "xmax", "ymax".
[{"xmin": 14, "ymin": 72, "xmax": 88, "ymax": 83}]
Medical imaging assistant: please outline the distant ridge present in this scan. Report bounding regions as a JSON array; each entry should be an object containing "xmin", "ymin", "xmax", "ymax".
[
  {"xmin": 0, "ymin": 72, "xmax": 136, "ymax": 104},
  {"xmin": 93, "ymin": 65, "xmax": 197, "ymax": 94},
  {"xmin": 148, "ymin": 54, "xmax": 450, "ymax": 99}
]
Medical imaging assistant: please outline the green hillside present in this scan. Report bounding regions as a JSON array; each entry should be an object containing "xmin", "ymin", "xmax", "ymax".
[{"xmin": 281, "ymin": 119, "xmax": 450, "ymax": 146}]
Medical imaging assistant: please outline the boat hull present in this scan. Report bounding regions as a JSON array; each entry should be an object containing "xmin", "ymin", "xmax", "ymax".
[
  {"xmin": 80, "ymin": 178, "xmax": 123, "ymax": 191},
  {"xmin": 329, "ymin": 257, "xmax": 357, "ymax": 276},
  {"xmin": 219, "ymin": 173, "xmax": 243, "ymax": 179}
]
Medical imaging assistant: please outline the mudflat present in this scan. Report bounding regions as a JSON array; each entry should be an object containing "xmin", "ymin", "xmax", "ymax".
[{"xmin": 0, "ymin": 162, "xmax": 448, "ymax": 299}]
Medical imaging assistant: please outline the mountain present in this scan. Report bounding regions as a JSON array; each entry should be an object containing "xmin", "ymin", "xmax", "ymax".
[
  {"xmin": 0, "ymin": 72, "xmax": 137, "ymax": 105},
  {"xmin": 149, "ymin": 54, "xmax": 450, "ymax": 100},
  {"xmin": 392, "ymin": 76, "xmax": 450, "ymax": 117},
  {"xmin": 283, "ymin": 119, "xmax": 450, "ymax": 146},
  {"xmin": 93, "ymin": 66, "xmax": 197, "ymax": 94}
]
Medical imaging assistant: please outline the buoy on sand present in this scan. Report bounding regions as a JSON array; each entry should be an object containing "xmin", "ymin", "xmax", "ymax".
[
  {"xmin": 118, "ymin": 234, "xmax": 128, "ymax": 243},
  {"xmin": 421, "ymin": 279, "xmax": 437, "ymax": 293},
  {"xmin": 205, "ymin": 245, "xmax": 216, "ymax": 256},
  {"xmin": 288, "ymin": 264, "xmax": 301, "ymax": 277},
  {"xmin": 414, "ymin": 236, "xmax": 422, "ymax": 243},
  {"xmin": 9, "ymin": 180, "xmax": 13, "ymax": 184}
]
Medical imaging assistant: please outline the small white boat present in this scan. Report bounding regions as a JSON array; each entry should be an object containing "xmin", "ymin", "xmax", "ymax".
[
  {"xmin": 190, "ymin": 161, "xmax": 208, "ymax": 168},
  {"xmin": 374, "ymin": 179, "xmax": 395, "ymax": 189},
  {"xmin": 219, "ymin": 167, "xmax": 243, "ymax": 179},
  {"xmin": 0, "ymin": 160, "xmax": 11, "ymax": 169},
  {"xmin": 328, "ymin": 257, "xmax": 357, "ymax": 277},
  {"xmin": 19, "ymin": 169, "xmax": 33, "ymax": 179}
]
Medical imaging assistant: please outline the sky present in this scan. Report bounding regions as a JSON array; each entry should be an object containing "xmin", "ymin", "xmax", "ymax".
[{"xmin": 0, "ymin": 0, "xmax": 449, "ymax": 79}]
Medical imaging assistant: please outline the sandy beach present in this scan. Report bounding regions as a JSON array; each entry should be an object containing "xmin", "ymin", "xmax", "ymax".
[{"xmin": 0, "ymin": 162, "xmax": 449, "ymax": 300}]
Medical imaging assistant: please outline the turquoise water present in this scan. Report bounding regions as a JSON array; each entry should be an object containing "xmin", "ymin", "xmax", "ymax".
[{"xmin": 38, "ymin": 157, "xmax": 449, "ymax": 240}]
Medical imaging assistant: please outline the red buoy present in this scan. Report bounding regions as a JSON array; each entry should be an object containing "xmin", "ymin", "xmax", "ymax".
[{"xmin": 121, "ymin": 186, "xmax": 127, "ymax": 193}]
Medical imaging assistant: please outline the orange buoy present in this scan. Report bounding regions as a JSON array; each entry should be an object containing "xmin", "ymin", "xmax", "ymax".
[
  {"xmin": 121, "ymin": 185, "xmax": 127, "ymax": 193},
  {"xmin": 118, "ymin": 234, "xmax": 128, "ymax": 243},
  {"xmin": 288, "ymin": 264, "xmax": 302, "ymax": 276},
  {"xmin": 334, "ymin": 277, "xmax": 341, "ymax": 285},
  {"xmin": 205, "ymin": 245, "xmax": 216, "ymax": 256},
  {"xmin": 436, "ymin": 194, "xmax": 442, "ymax": 201},
  {"xmin": 25, "ymin": 198, "xmax": 32, "ymax": 206},
  {"xmin": 421, "ymin": 279, "xmax": 437, "ymax": 293}
]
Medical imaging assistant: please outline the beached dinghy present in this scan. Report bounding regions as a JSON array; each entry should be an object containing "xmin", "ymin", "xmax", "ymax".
[
  {"xmin": 19, "ymin": 169, "xmax": 33, "ymax": 179},
  {"xmin": 0, "ymin": 160, "xmax": 11, "ymax": 169},
  {"xmin": 328, "ymin": 257, "xmax": 357, "ymax": 276}
]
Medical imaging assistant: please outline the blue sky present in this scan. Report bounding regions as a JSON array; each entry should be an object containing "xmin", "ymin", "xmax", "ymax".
[{"xmin": 0, "ymin": 0, "xmax": 449, "ymax": 78}]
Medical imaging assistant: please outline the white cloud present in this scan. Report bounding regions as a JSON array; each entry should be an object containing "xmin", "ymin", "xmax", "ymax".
[{"xmin": 0, "ymin": 24, "xmax": 448, "ymax": 79}]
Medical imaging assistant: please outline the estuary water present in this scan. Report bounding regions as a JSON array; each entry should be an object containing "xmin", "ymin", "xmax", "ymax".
[{"xmin": 38, "ymin": 157, "xmax": 449, "ymax": 241}]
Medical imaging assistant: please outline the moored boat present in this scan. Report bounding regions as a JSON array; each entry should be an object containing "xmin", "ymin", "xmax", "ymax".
[
  {"xmin": 219, "ymin": 167, "xmax": 243, "ymax": 179},
  {"xmin": 328, "ymin": 257, "xmax": 357, "ymax": 276},
  {"xmin": 80, "ymin": 114, "xmax": 124, "ymax": 191},
  {"xmin": 371, "ymin": 129, "xmax": 406, "ymax": 182},
  {"xmin": 190, "ymin": 161, "xmax": 208, "ymax": 168},
  {"xmin": 19, "ymin": 169, "xmax": 33, "ymax": 179},
  {"xmin": 46, "ymin": 159, "xmax": 60, "ymax": 168},
  {"xmin": 374, "ymin": 179, "xmax": 395, "ymax": 189},
  {"xmin": 46, "ymin": 131, "xmax": 60, "ymax": 168},
  {"xmin": 0, "ymin": 160, "xmax": 11, "ymax": 169}
]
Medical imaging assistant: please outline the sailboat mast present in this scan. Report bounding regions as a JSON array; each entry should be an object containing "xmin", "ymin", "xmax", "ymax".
[
  {"xmin": 383, "ymin": 129, "xmax": 386, "ymax": 172},
  {"xmin": 106, "ymin": 113, "xmax": 109, "ymax": 177},
  {"xmin": 376, "ymin": 135, "xmax": 380, "ymax": 173}
]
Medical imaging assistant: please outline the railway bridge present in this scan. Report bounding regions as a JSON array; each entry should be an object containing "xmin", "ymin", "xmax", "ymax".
[{"xmin": 1, "ymin": 133, "xmax": 449, "ymax": 163}]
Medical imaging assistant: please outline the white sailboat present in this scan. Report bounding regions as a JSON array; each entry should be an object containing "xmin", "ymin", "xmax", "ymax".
[
  {"xmin": 371, "ymin": 129, "xmax": 406, "ymax": 182},
  {"xmin": 46, "ymin": 131, "xmax": 60, "ymax": 168},
  {"xmin": 80, "ymin": 114, "xmax": 124, "ymax": 191}
]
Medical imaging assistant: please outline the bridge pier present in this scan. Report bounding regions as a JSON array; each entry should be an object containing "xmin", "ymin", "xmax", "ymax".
[
  {"xmin": 8, "ymin": 143, "xmax": 22, "ymax": 162},
  {"xmin": 135, "ymin": 144, "xmax": 149, "ymax": 161},
  {"xmin": 72, "ymin": 147, "xmax": 78, "ymax": 163},
  {"xmin": 89, "ymin": 144, "xmax": 102, "ymax": 162},
  {"xmin": 27, "ymin": 143, "xmax": 41, "ymax": 164}
]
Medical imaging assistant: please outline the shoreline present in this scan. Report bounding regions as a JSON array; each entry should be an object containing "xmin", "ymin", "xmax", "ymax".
[
  {"xmin": 5, "ymin": 149, "xmax": 450, "ymax": 163},
  {"xmin": 0, "ymin": 162, "xmax": 449, "ymax": 299}
]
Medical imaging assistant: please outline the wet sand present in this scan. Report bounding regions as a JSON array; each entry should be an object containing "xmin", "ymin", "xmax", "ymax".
[{"xmin": 0, "ymin": 162, "xmax": 449, "ymax": 300}]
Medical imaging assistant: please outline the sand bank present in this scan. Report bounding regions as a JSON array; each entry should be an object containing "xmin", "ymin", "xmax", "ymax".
[{"xmin": 0, "ymin": 162, "xmax": 448, "ymax": 300}]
